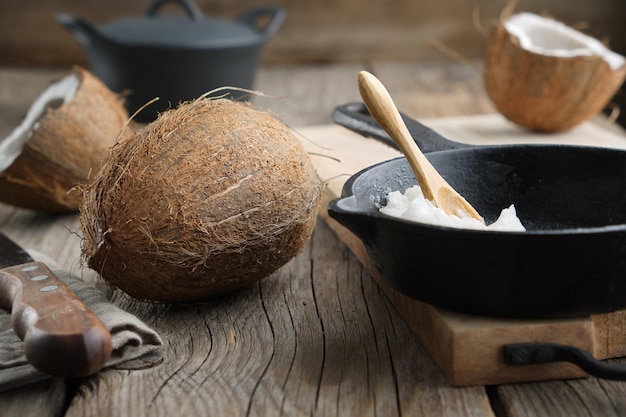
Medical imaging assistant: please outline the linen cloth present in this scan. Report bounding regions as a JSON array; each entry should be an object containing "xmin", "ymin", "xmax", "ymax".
[{"xmin": 0, "ymin": 251, "xmax": 163, "ymax": 391}]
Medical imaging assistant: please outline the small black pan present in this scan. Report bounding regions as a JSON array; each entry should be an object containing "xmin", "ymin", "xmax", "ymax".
[{"xmin": 329, "ymin": 103, "xmax": 626, "ymax": 319}]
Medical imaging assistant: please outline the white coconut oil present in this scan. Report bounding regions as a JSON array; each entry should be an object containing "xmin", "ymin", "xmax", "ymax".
[{"xmin": 380, "ymin": 186, "xmax": 526, "ymax": 232}]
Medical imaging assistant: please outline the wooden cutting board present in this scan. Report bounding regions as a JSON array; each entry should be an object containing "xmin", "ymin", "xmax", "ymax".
[{"xmin": 296, "ymin": 113, "xmax": 626, "ymax": 387}]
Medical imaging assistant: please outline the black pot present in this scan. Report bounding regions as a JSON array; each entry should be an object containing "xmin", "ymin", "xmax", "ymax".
[
  {"xmin": 58, "ymin": 0, "xmax": 285, "ymax": 122},
  {"xmin": 330, "ymin": 103, "xmax": 626, "ymax": 319}
]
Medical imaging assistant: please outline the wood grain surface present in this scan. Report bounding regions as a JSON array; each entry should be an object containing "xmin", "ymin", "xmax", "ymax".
[{"xmin": 2, "ymin": 60, "xmax": 626, "ymax": 416}]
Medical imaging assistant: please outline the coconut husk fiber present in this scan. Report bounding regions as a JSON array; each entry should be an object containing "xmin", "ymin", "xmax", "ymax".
[
  {"xmin": 0, "ymin": 67, "xmax": 128, "ymax": 212},
  {"xmin": 80, "ymin": 98, "xmax": 321, "ymax": 302}
]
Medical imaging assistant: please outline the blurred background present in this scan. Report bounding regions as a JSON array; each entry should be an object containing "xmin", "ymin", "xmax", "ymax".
[
  {"xmin": 2, "ymin": 0, "xmax": 626, "ymax": 126},
  {"xmin": 1, "ymin": 0, "xmax": 625, "ymax": 67}
]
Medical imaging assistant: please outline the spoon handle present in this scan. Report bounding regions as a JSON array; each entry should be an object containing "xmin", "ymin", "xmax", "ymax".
[
  {"xmin": 357, "ymin": 71, "xmax": 440, "ymax": 201},
  {"xmin": 357, "ymin": 71, "xmax": 483, "ymax": 221}
]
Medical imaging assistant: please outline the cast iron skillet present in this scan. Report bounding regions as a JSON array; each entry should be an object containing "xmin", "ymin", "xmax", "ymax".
[{"xmin": 329, "ymin": 103, "xmax": 626, "ymax": 379}]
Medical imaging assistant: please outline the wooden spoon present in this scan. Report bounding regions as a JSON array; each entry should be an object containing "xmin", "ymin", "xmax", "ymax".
[{"xmin": 357, "ymin": 70, "xmax": 483, "ymax": 222}]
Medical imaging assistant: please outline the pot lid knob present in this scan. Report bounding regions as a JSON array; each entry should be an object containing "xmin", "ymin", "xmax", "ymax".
[{"xmin": 145, "ymin": 0, "xmax": 203, "ymax": 22}]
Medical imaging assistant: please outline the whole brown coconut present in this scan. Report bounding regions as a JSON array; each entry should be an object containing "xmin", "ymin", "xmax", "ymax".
[
  {"xmin": 80, "ymin": 98, "xmax": 321, "ymax": 302},
  {"xmin": 0, "ymin": 67, "xmax": 128, "ymax": 212},
  {"xmin": 484, "ymin": 12, "xmax": 626, "ymax": 133}
]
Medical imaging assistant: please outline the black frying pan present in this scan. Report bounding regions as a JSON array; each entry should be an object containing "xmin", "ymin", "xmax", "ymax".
[
  {"xmin": 329, "ymin": 103, "xmax": 626, "ymax": 379},
  {"xmin": 330, "ymin": 103, "xmax": 626, "ymax": 317}
]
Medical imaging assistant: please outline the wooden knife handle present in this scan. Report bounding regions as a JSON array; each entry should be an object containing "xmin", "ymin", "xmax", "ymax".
[{"xmin": 0, "ymin": 261, "xmax": 112, "ymax": 377}]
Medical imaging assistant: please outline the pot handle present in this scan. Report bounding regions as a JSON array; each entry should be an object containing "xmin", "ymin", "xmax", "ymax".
[
  {"xmin": 236, "ymin": 7, "xmax": 286, "ymax": 40},
  {"xmin": 57, "ymin": 13, "xmax": 112, "ymax": 47},
  {"xmin": 332, "ymin": 102, "xmax": 470, "ymax": 153},
  {"xmin": 146, "ymin": 0, "xmax": 204, "ymax": 21},
  {"xmin": 505, "ymin": 342, "xmax": 626, "ymax": 380}
]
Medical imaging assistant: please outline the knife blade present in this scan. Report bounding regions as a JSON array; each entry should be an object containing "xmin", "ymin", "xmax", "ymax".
[{"xmin": 0, "ymin": 233, "xmax": 112, "ymax": 377}]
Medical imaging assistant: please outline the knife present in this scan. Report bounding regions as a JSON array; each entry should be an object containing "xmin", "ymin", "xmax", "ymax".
[{"xmin": 0, "ymin": 233, "xmax": 112, "ymax": 377}]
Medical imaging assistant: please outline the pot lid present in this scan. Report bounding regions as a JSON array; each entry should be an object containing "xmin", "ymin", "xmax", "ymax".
[{"xmin": 98, "ymin": 0, "xmax": 285, "ymax": 48}]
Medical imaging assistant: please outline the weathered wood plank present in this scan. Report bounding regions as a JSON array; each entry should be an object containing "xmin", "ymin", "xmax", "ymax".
[
  {"xmin": 371, "ymin": 61, "xmax": 495, "ymax": 118},
  {"xmin": 252, "ymin": 63, "xmax": 364, "ymax": 127},
  {"xmin": 492, "ymin": 373, "xmax": 626, "ymax": 417},
  {"xmin": 0, "ymin": 378, "xmax": 67, "ymax": 416},
  {"xmin": 62, "ymin": 220, "xmax": 493, "ymax": 417}
]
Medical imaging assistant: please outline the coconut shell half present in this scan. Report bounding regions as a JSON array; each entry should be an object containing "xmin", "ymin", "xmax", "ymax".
[
  {"xmin": 80, "ymin": 98, "xmax": 321, "ymax": 302},
  {"xmin": 0, "ymin": 67, "xmax": 128, "ymax": 212},
  {"xmin": 484, "ymin": 12, "xmax": 626, "ymax": 132}
]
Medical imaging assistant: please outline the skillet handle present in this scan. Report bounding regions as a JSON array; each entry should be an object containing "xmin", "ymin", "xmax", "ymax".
[
  {"xmin": 504, "ymin": 342, "xmax": 626, "ymax": 380},
  {"xmin": 332, "ymin": 102, "xmax": 469, "ymax": 153},
  {"xmin": 332, "ymin": 103, "xmax": 393, "ymax": 146}
]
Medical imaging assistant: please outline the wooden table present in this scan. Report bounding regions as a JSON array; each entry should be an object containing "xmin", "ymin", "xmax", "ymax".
[{"xmin": 2, "ymin": 61, "xmax": 626, "ymax": 416}]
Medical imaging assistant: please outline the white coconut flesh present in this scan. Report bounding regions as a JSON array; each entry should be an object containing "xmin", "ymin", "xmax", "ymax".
[
  {"xmin": 505, "ymin": 12, "xmax": 625, "ymax": 70},
  {"xmin": 0, "ymin": 74, "xmax": 80, "ymax": 172}
]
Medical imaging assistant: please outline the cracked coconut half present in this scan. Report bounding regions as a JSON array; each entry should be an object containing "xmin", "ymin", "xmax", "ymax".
[
  {"xmin": 0, "ymin": 67, "xmax": 128, "ymax": 212},
  {"xmin": 484, "ymin": 12, "xmax": 626, "ymax": 132}
]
